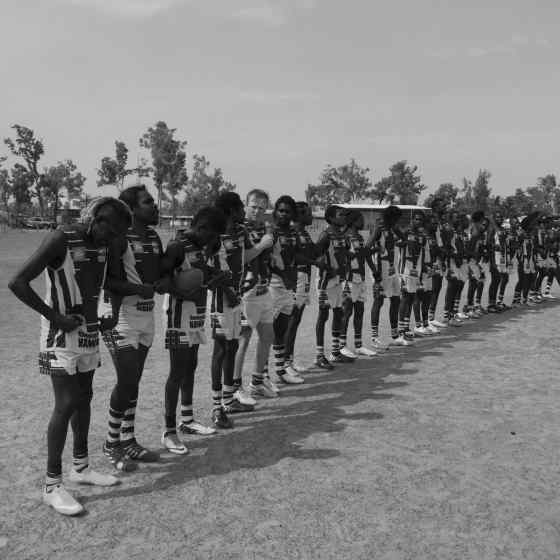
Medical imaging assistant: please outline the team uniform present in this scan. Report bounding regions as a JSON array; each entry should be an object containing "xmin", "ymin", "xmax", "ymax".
[
  {"xmin": 211, "ymin": 223, "xmax": 252, "ymax": 340},
  {"xmin": 397, "ymin": 227, "xmax": 422, "ymax": 338},
  {"xmin": 316, "ymin": 226, "xmax": 350, "ymax": 309},
  {"xmin": 315, "ymin": 225, "xmax": 352, "ymax": 363},
  {"xmin": 340, "ymin": 229, "xmax": 376, "ymax": 355},
  {"xmin": 241, "ymin": 221, "xmax": 273, "ymax": 329},
  {"xmin": 163, "ymin": 232, "xmax": 209, "ymax": 349},
  {"xmin": 369, "ymin": 225, "xmax": 402, "ymax": 343},
  {"xmin": 101, "ymin": 227, "xmax": 163, "ymax": 465},
  {"xmin": 39, "ymin": 227, "xmax": 107, "ymax": 377},
  {"xmin": 162, "ymin": 231, "xmax": 215, "ymax": 449},
  {"xmin": 295, "ymin": 227, "xmax": 314, "ymax": 308},
  {"xmin": 103, "ymin": 228, "xmax": 162, "ymax": 353}
]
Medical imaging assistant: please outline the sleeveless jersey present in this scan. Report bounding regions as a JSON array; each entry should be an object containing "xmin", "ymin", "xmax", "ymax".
[
  {"xmin": 242, "ymin": 221, "xmax": 271, "ymax": 295},
  {"xmin": 374, "ymin": 227, "xmax": 400, "ymax": 274},
  {"xmin": 212, "ymin": 223, "xmax": 252, "ymax": 312},
  {"xmin": 346, "ymin": 230, "xmax": 367, "ymax": 281},
  {"xmin": 40, "ymin": 227, "xmax": 108, "ymax": 370},
  {"xmin": 398, "ymin": 228, "xmax": 422, "ymax": 275},
  {"xmin": 269, "ymin": 225, "xmax": 298, "ymax": 291},
  {"xmin": 163, "ymin": 232, "xmax": 208, "ymax": 332},
  {"xmin": 103, "ymin": 227, "xmax": 162, "ymax": 312},
  {"xmin": 296, "ymin": 227, "xmax": 315, "ymax": 276},
  {"xmin": 317, "ymin": 226, "xmax": 350, "ymax": 288}
]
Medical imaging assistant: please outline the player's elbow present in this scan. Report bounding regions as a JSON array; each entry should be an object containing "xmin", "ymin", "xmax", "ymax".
[{"xmin": 8, "ymin": 275, "xmax": 26, "ymax": 297}]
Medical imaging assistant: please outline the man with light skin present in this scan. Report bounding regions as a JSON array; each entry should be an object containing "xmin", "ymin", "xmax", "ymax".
[{"xmin": 233, "ymin": 188, "xmax": 280, "ymax": 403}]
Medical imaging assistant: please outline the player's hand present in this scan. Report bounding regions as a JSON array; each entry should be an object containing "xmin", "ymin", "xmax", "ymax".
[
  {"xmin": 154, "ymin": 277, "xmax": 172, "ymax": 294},
  {"xmin": 259, "ymin": 233, "xmax": 274, "ymax": 250},
  {"xmin": 207, "ymin": 270, "xmax": 232, "ymax": 289},
  {"xmin": 99, "ymin": 315, "xmax": 118, "ymax": 332},
  {"xmin": 136, "ymin": 284, "xmax": 155, "ymax": 299},
  {"xmin": 52, "ymin": 313, "xmax": 83, "ymax": 333}
]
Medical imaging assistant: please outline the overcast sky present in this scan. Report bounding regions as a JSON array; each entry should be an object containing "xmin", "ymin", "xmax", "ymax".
[{"xmin": 1, "ymin": 0, "xmax": 558, "ymax": 201}]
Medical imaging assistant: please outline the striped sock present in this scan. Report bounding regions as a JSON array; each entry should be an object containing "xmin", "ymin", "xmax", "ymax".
[
  {"xmin": 120, "ymin": 400, "xmax": 137, "ymax": 443},
  {"xmin": 453, "ymin": 298, "xmax": 460, "ymax": 316},
  {"xmin": 222, "ymin": 385, "xmax": 234, "ymax": 408},
  {"xmin": 107, "ymin": 407, "xmax": 123, "ymax": 445},
  {"xmin": 233, "ymin": 378, "xmax": 242, "ymax": 392},
  {"xmin": 212, "ymin": 391, "xmax": 222, "ymax": 412},
  {"xmin": 331, "ymin": 331, "xmax": 340, "ymax": 355},
  {"xmin": 252, "ymin": 370, "xmax": 264, "ymax": 385},
  {"xmin": 72, "ymin": 454, "xmax": 88, "ymax": 473},
  {"xmin": 180, "ymin": 404, "xmax": 193, "ymax": 426},
  {"xmin": 443, "ymin": 310, "xmax": 450, "ymax": 320},
  {"xmin": 371, "ymin": 325, "xmax": 379, "ymax": 341},
  {"xmin": 391, "ymin": 327, "xmax": 398, "ymax": 339},
  {"xmin": 428, "ymin": 308, "xmax": 435, "ymax": 322},
  {"xmin": 398, "ymin": 320, "xmax": 406, "ymax": 336},
  {"xmin": 45, "ymin": 473, "xmax": 62, "ymax": 492},
  {"xmin": 354, "ymin": 334, "xmax": 362, "ymax": 349},
  {"xmin": 273, "ymin": 344, "xmax": 285, "ymax": 376},
  {"xmin": 316, "ymin": 345, "xmax": 325, "ymax": 360},
  {"xmin": 339, "ymin": 331, "xmax": 347, "ymax": 349}
]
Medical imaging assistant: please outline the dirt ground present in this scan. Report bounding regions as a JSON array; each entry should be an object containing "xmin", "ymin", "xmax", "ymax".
[{"xmin": 1, "ymin": 229, "xmax": 559, "ymax": 560}]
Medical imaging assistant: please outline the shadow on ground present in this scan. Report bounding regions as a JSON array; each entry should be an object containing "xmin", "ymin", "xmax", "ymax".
[{"xmin": 83, "ymin": 301, "xmax": 559, "ymax": 505}]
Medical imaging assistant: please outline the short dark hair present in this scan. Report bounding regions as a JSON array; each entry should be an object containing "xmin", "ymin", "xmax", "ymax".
[
  {"xmin": 274, "ymin": 195, "xmax": 296, "ymax": 216},
  {"xmin": 471, "ymin": 210, "xmax": 485, "ymax": 223},
  {"xmin": 325, "ymin": 204, "xmax": 341, "ymax": 224},
  {"xmin": 345, "ymin": 209, "xmax": 362, "ymax": 226},
  {"xmin": 191, "ymin": 206, "xmax": 227, "ymax": 234},
  {"xmin": 382, "ymin": 205, "xmax": 402, "ymax": 226},
  {"xmin": 246, "ymin": 189, "xmax": 270, "ymax": 205},
  {"xmin": 119, "ymin": 184, "xmax": 148, "ymax": 210},
  {"xmin": 215, "ymin": 191, "xmax": 243, "ymax": 217}
]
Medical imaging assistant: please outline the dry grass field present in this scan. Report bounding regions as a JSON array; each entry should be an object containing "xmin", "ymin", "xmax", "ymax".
[{"xmin": 1, "ymin": 229, "xmax": 559, "ymax": 560}]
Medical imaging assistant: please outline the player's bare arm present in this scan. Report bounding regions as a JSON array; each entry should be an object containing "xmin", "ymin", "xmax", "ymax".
[{"xmin": 8, "ymin": 230, "xmax": 82, "ymax": 333}]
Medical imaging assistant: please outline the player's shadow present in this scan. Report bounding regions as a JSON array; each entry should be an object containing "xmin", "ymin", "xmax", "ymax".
[
  {"xmin": 83, "ymin": 359, "xmax": 411, "ymax": 504},
  {"xmin": 82, "ymin": 300, "xmax": 560, "ymax": 505}
]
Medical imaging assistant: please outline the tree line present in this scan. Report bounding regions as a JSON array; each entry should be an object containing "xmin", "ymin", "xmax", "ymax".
[
  {"xmin": 306, "ymin": 159, "xmax": 559, "ymax": 217},
  {"xmin": 0, "ymin": 121, "xmax": 236, "ymax": 222},
  {"xmin": 1, "ymin": 122, "xmax": 557, "ymax": 223}
]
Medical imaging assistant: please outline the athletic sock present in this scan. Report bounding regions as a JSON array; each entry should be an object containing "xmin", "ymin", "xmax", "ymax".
[
  {"xmin": 180, "ymin": 404, "xmax": 193, "ymax": 426},
  {"xmin": 316, "ymin": 345, "xmax": 325, "ymax": 360},
  {"xmin": 212, "ymin": 390, "xmax": 222, "ymax": 412},
  {"xmin": 120, "ymin": 399, "xmax": 137, "ymax": 444},
  {"xmin": 222, "ymin": 385, "xmax": 234, "ymax": 408},
  {"xmin": 45, "ymin": 473, "xmax": 62, "ymax": 492},
  {"xmin": 273, "ymin": 344, "xmax": 286, "ymax": 376},
  {"xmin": 391, "ymin": 327, "xmax": 398, "ymax": 339},
  {"xmin": 251, "ymin": 370, "xmax": 264, "ymax": 385},
  {"xmin": 371, "ymin": 325, "xmax": 379, "ymax": 341},
  {"xmin": 354, "ymin": 334, "xmax": 362, "ymax": 349},
  {"xmin": 107, "ymin": 407, "xmax": 123, "ymax": 445},
  {"xmin": 331, "ymin": 331, "xmax": 340, "ymax": 355},
  {"xmin": 72, "ymin": 454, "xmax": 88, "ymax": 473},
  {"xmin": 339, "ymin": 330, "xmax": 347, "ymax": 349}
]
